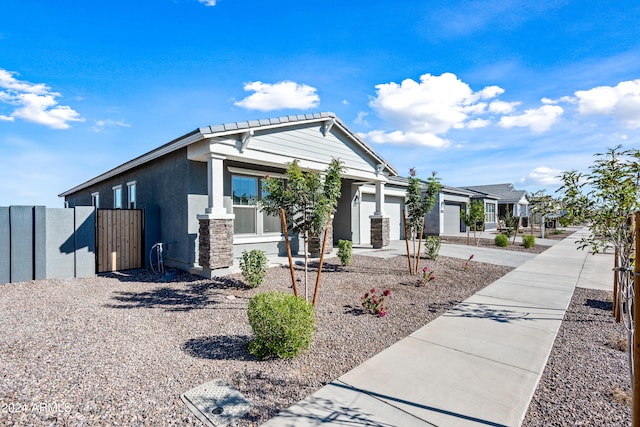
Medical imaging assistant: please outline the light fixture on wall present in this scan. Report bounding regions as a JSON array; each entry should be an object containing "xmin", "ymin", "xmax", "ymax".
[
  {"xmin": 353, "ymin": 194, "xmax": 360, "ymax": 205},
  {"xmin": 440, "ymin": 201, "xmax": 445, "ymax": 213}
]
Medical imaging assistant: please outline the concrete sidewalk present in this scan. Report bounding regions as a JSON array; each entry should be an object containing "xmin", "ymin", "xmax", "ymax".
[{"xmin": 261, "ymin": 227, "xmax": 613, "ymax": 427}]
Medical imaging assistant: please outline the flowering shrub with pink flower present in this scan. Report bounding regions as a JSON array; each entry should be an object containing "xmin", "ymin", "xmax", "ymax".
[
  {"xmin": 417, "ymin": 266, "xmax": 435, "ymax": 286},
  {"xmin": 464, "ymin": 254, "xmax": 474, "ymax": 271},
  {"xmin": 361, "ymin": 288, "xmax": 391, "ymax": 317}
]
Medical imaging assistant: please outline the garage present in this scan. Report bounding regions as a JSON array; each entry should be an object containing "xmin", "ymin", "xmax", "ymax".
[{"xmin": 443, "ymin": 203, "xmax": 464, "ymax": 234}]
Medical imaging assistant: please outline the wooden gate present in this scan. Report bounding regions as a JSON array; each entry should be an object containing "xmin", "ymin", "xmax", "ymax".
[{"xmin": 96, "ymin": 209, "xmax": 143, "ymax": 273}]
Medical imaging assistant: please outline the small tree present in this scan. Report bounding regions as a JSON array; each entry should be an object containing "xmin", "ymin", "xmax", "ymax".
[
  {"xmin": 260, "ymin": 159, "xmax": 343, "ymax": 304},
  {"xmin": 528, "ymin": 190, "xmax": 560, "ymax": 239},
  {"xmin": 461, "ymin": 200, "xmax": 485, "ymax": 246},
  {"xmin": 500, "ymin": 210, "xmax": 518, "ymax": 242},
  {"xmin": 557, "ymin": 146, "xmax": 640, "ymax": 404},
  {"xmin": 404, "ymin": 169, "xmax": 441, "ymax": 274}
]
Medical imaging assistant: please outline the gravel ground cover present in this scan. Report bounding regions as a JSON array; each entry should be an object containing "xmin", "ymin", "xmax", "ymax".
[
  {"xmin": 0, "ymin": 254, "xmax": 510, "ymax": 426},
  {"xmin": 523, "ymin": 287, "xmax": 631, "ymax": 426},
  {"xmin": 441, "ymin": 227, "xmax": 575, "ymax": 254},
  {"xmin": 441, "ymin": 235, "xmax": 548, "ymax": 254}
]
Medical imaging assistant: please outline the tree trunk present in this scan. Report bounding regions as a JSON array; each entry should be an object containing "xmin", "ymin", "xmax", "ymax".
[
  {"xmin": 304, "ymin": 233, "xmax": 309, "ymax": 301},
  {"xmin": 312, "ymin": 214, "xmax": 332, "ymax": 306},
  {"xmin": 402, "ymin": 210, "xmax": 413, "ymax": 274},
  {"xmin": 280, "ymin": 208, "xmax": 298, "ymax": 297},
  {"xmin": 632, "ymin": 211, "xmax": 640, "ymax": 425},
  {"xmin": 613, "ymin": 247, "xmax": 620, "ymax": 322},
  {"xmin": 414, "ymin": 216, "xmax": 425, "ymax": 275}
]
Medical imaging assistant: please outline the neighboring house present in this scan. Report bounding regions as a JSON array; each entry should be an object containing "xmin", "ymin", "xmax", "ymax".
[
  {"xmin": 462, "ymin": 183, "xmax": 529, "ymax": 226},
  {"xmin": 60, "ymin": 112, "xmax": 399, "ymax": 277},
  {"xmin": 424, "ymin": 185, "xmax": 499, "ymax": 235}
]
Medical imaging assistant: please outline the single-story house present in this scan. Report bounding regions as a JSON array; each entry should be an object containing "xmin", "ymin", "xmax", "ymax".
[
  {"xmin": 462, "ymin": 183, "xmax": 529, "ymax": 226},
  {"xmin": 60, "ymin": 112, "xmax": 525, "ymax": 276},
  {"xmin": 60, "ymin": 112, "xmax": 400, "ymax": 277},
  {"xmin": 424, "ymin": 185, "xmax": 500, "ymax": 235}
]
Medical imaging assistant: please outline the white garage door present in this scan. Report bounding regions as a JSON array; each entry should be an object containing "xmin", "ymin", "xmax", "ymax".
[{"xmin": 444, "ymin": 203, "xmax": 462, "ymax": 234}]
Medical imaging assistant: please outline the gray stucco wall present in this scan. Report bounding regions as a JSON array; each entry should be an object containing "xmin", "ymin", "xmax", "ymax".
[
  {"xmin": 1, "ymin": 206, "xmax": 96, "ymax": 284},
  {"xmin": 45, "ymin": 208, "xmax": 76, "ymax": 279},
  {"xmin": 65, "ymin": 148, "xmax": 200, "ymax": 271},
  {"xmin": 9, "ymin": 206, "xmax": 34, "ymax": 283},
  {"xmin": 424, "ymin": 203, "xmax": 440, "ymax": 236},
  {"xmin": 73, "ymin": 207, "xmax": 97, "ymax": 277},
  {"xmin": 0, "ymin": 207, "xmax": 10, "ymax": 284},
  {"xmin": 333, "ymin": 179, "xmax": 355, "ymax": 243}
]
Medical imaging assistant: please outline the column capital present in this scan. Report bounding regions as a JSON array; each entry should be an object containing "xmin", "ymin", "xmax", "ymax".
[{"xmin": 207, "ymin": 152, "xmax": 227, "ymax": 160}]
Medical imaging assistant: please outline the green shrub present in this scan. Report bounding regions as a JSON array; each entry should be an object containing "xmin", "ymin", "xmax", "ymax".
[
  {"xmin": 424, "ymin": 236, "xmax": 441, "ymax": 260},
  {"xmin": 247, "ymin": 292, "xmax": 315, "ymax": 359},
  {"xmin": 522, "ymin": 235, "xmax": 535, "ymax": 249},
  {"xmin": 495, "ymin": 234, "xmax": 509, "ymax": 247},
  {"xmin": 337, "ymin": 239, "xmax": 353, "ymax": 266},
  {"xmin": 239, "ymin": 249, "xmax": 268, "ymax": 288}
]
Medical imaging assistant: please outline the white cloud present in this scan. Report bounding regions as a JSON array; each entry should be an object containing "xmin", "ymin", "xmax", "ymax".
[
  {"xmin": 575, "ymin": 79, "xmax": 640, "ymax": 128},
  {"xmin": 478, "ymin": 85, "xmax": 504, "ymax": 99},
  {"xmin": 489, "ymin": 100, "xmax": 520, "ymax": 114},
  {"xmin": 521, "ymin": 166, "xmax": 563, "ymax": 186},
  {"xmin": 359, "ymin": 129, "xmax": 450, "ymax": 148},
  {"xmin": 92, "ymin": 119, "xmax": 131, "ymax": 133},
  {"xmin": 198, "ymin": 0, "xmax": 217, "ymax": 6},
  {"xmin": 467, "ymin": 118, "xmax": 490, "ymax": 129},
  {"xmin": 499, "ymin": 104, "xmax": 563, "ymax": 133},
  {"xmin": 234, "ymin": 81, "xmax": 319, "ymax": 111},
  {"xmin": 0, "ymin": 68, "xmax": 83, "ymax": 129},
  {"xmin": 366, "ymin": 72, "xmax": 505, "ymax": 146},
  {"xmin": 0, "ymin": 69, "xmax": 49, "ymax": 95},
  {"xmin": 354, "ymin": 111, "xmax": 370, "ymax": 127}
]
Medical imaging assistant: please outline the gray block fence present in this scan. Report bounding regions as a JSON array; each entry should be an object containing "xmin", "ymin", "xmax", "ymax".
[
  {"xmin": 1, "ymin": 206, "xmax": 161, "ymax": 285},
  {"xmin": 0, "ymin": 206, "xmax": 97, "ymax": 285}
]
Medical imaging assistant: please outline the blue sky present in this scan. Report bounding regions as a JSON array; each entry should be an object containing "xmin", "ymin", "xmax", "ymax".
[{"xmin": 1, "ymin": 0, "xmax": 639, "ymax": 206}]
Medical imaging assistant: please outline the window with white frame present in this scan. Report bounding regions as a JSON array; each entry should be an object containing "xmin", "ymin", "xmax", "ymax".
[
  {"xmin": 127, "ymin": 181, "xmax": 136, "ymax": 209},
  {"xmin": 232, "ymin": 175, "xmax": 281, "ymax": 235},
  {"xmin": 485, "ymin": 203, "xmax": 496, "ymax": 223},
  {"xmin": 113, "ymin": 185, "xmax": 122, "ymax": 209},
  {"xmin": 91, "ymin": 192, "xmax": 100, "ymax": 208}
]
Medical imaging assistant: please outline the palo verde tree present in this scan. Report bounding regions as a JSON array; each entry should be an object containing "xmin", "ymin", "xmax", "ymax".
[
  {"xmin": 260, "ymin": 159, "xmax": 343, "ymax": 305},
  {"xmin": 557, "ymin": 146, "xmax": 640, "ymax": 408},
  {"xmin": 460, "ymin": 199, "xmax": 485, "ymax": 246},
  {"xmin": 404, "ymin": 169, "xmax": 441, "ymax": 274}
]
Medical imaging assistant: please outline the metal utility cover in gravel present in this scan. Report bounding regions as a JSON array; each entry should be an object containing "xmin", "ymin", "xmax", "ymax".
[{"xmin": 181, "ymin": 379, "xmax": 251, "ymax": 427}]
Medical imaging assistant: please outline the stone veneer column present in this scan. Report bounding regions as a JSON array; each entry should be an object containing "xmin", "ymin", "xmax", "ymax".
[
  {"xmin": 308, "ymin": 217, "xmax": 334, "ymax": 257},
  {"xmin": 198, "ymin": 214, "xmax": 234, "ymax": 273},
  {"xmin": 370, "ymin": 215, "xmax": 389, "ymax": 249}
]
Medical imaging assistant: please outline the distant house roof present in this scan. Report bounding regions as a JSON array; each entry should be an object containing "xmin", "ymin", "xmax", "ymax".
[
  {"xmin": 60, "ymin": 112, "xmax": 397, "ymax": 197},
  {"xmin": 462, "ymin": 183, "xmax": 528, "ymax": 204}
]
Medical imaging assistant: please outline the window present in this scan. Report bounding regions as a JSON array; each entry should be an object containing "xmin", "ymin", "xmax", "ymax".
[
  {"xmin": 113, "ymin": 185, "xmax": 122, "ymax": 209},
  {"xmin": 127, "ymin": 181, "xmax": 136, "ymax": 209},
  {"xmin": 485, "ymin": 203, "xmax": 496, "ymax": 223},
  {"xmin": 232, "ymin": 175, "xmax": 281, "ymax": 235},
  {"xmin": 91, "ymin": 192, "xmax": 100, "ymax": 208}
]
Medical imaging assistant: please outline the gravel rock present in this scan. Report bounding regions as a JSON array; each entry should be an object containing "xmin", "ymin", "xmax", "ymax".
[
  {"xmin": 522, "ymin": 287, "xmax": 631, "ymax": 426},
  {"xmin": 0, "ymin": 254, "xmax": 509, "ymax": 426}
]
